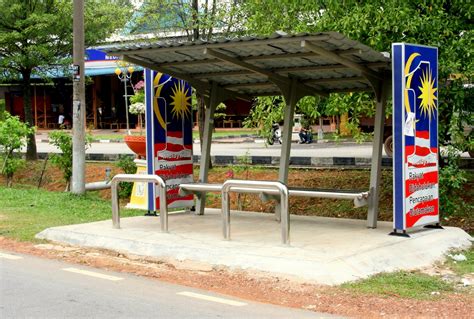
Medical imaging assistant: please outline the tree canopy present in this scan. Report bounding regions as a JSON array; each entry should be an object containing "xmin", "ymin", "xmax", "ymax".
[
  {"xmin": 240, "ymin": 0, "xmax": 473, "ymax": 143},
  {"xmin": 0, "ymin": 0, "xmax": 133, "ymax": 159}
]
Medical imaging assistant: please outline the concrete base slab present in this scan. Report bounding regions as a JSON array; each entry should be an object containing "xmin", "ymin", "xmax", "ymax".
[{"xmin": 36, "ymin": 209, "xmax": 472, "ymax": 285}]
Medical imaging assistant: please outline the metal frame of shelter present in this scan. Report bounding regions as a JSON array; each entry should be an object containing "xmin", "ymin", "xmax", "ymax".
[{"xmin": 102, "ymin": 32, "xmax": 391, "ymax": 228}]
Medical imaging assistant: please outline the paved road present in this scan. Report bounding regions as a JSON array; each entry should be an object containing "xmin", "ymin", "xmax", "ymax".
[
  {"xmin": 35, "ymin": 140, "xmax": 383, "ymax": 158},
  {"xmin": 0, "ymin": 251, "xmax": 335, "ymax": 319}
]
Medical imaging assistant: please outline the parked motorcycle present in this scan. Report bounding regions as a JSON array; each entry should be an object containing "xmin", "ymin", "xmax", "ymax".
[{"xmin": 268, "ymin": 123, "xmax": 282, "ymax": 145}]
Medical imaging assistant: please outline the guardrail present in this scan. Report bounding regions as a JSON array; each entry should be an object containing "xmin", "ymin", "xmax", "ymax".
[
  {"xmin": 111, "ymin": 174, "xmax": 168, "ymax": 231},
  {"xmin": 221, "ymin": 180, "xmax": 290, "ymax": 245}
]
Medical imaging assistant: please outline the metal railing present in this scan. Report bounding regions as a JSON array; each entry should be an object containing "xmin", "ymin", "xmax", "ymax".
[
  {"xmin": 111, "ymin": 174, "xmax": 168, "ymax": 231},
  {"xmin": 221, "ymin": 180, "xmax": 290, "ymax": 245},
  {"xmin": 179, "ymin": 183, "xmax": 223, "ymax": 195},
  {"xmin": 288, "ymin": 187, "xmax": 370, "ymax": 208}
]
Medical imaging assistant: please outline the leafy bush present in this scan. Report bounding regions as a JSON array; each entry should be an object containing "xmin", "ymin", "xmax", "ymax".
[
  {"xmin": 116, "ymin": 155, "xmax": 137, "ymax": 198},
  {"xmin": 439, "ymin": 146, "xmax": 471, "ymax": 218},
  {"xmin": 0, "ymin": 99, "xmax": 5, "ymax": 117},
  {"xmin": 48, "ymin": 131, "xmax": 91, "ymax": 191},
  {"xmin": 244, "ymin": 96, "xmax": 284, "ymax": 140},
  {"xmin": 0, "ymin": 111, "xmax": 34, "ymax": 186}
]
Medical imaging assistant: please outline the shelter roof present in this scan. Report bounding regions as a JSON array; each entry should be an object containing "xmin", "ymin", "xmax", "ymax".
[{"xmin": 101, "ymin": 32, "xmax": 391, "ymax": 99}]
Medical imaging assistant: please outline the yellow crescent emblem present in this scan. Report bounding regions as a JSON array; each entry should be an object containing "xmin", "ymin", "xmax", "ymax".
[
  {"xmin": 153, "ymin": 72, "xmax": 167, "ymax": 129},
  {"xmin": 404, "ymin": 52, "xmax": 421, "ymax": 114}
]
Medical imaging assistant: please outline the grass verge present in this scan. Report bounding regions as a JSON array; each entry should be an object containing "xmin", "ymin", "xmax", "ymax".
[
  {"xmin": 446, "ymin": 246, "xmax": 474, "ymax": 275},
  {"xmin": 342, "ymin": 271, "xmax": 454, "ymax": 300},
  {"xmin": 89, "ymin": 129, "xmax": 258, "ymax": 141},
  {"xmin": 0, "ymin": 186, "xmax": 143, "ymax": 242}
]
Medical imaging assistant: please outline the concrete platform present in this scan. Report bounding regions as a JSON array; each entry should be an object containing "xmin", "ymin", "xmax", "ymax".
[{"xmin": 37, "ymin": 209, "xmax": 472, "ymax": 285}]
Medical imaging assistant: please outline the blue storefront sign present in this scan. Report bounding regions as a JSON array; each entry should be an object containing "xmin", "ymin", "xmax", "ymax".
[{"xmin": 85, "ymin": 49, "xmax": 119, "ymax": 61}]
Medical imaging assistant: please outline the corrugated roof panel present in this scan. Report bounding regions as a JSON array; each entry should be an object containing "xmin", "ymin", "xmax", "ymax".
[{"xmin": 100, "ymin": 32, "xmax": 390, "ymax": 97}]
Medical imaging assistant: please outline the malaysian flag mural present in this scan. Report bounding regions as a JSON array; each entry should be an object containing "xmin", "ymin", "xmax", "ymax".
[
  {"xmin": 392, "ymin": 43, "xmax": 439, "ymax": 233},
  {"xmin": 145, "ymin": 69, "xmax": 194, "ymax": 211}
]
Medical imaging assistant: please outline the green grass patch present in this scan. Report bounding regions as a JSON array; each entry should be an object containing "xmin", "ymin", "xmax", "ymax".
[
  {"xmin": 193, "ymin": 129, "xmax": 257, "ymax": 139},
  {"xmin": 0, "ymin": 186, "xmax": 143, "ymax": 242},
  {"xmin": 90, "ymin": 129, "xmax": 258, "ymax": 141},
  {"xmin": 91, "ymin": 134, "xmax": 126, "ymax": 140},
  {"xmin": 446, "ymin": 246, "xmax": 474, "ymax": 275},
  {"xmin": 342, "ymin": 271, "xmax": 453, "ymax": 300}
]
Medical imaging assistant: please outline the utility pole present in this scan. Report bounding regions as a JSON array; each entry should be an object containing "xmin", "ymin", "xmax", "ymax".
[{"xmin": 71, "ymin": 0, "xmax": 85, "ymax": 194}]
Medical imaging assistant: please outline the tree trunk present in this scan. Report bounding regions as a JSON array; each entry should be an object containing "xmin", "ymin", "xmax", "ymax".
[
  {"xmin": 7, "ymin": 172, "xmax": 13, "ymax": 187},
  {"xmin": 21, "ymin": 69, "xmax": 37, "ymax": 160},
  {"xmin": 192, "ymin": 0, "xmax": 199, "ymax": 41}
]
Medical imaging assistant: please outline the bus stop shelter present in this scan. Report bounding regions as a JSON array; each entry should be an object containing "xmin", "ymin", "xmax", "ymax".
[
  {"xmin": 37, "ymin": 33, "xmax": 472, "ymax": 284},
  {"xmin": 102, "ymin": 32, "xmax": 391, "ymax": 229}
]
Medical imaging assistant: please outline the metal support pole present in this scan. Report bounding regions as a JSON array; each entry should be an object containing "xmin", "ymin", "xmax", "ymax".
[
  {"xmin": 278, "ymin": 78, "xmax": 298, "ymax": 184},
  {"xmin": 195, "ymin": 82, "xmax": 220, "ymax": 215},
  {"xmin": 71, "ymin": 0, "xmax": 85, "ymax": 195},
  {"xmin": 367, "ymin": 81, "xmax": 390, "ymax": 228},
  {"xmin": 276, "ymin": 78, "xmax": 298, "ymax": 221},
  {"xmin": 123, "ymin": 78, "xmax": 130, "ymax": 135}
]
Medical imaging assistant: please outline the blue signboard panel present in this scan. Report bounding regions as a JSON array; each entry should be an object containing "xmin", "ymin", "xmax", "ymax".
[
  {"xmin": 85, "ymin": 49, "xmax": 119, "ymax": 61},
  {"xmin": 145, "ymin": 70, "xmax": 194, "ymax": 212},
  {"xmin": 392, "ymin": 43, "xmax": 439, "ymax": 232}
]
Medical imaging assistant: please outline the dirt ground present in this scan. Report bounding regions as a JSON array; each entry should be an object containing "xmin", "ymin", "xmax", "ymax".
[{"xmin": 1, "ymin": 236, "xmax": 472, "ymax": 318}]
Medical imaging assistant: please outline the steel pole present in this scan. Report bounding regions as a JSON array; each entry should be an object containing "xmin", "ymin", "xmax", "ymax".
[
  {"xmin": 71, "ymin": 0, "xmax": 85, "ymax": 195},
  {"xmin": 367, "ymin": 81, "xmax": 389, "ymax": 228},
  {"xmin": 124, "ymin": 78, "xmax": 131, "ymax": 135}
]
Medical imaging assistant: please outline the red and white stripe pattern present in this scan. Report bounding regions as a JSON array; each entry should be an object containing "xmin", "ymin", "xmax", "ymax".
[
  {"xmin": 155, "ymin": 130, "xmax": 194, "ymax": 208},
  {"xmin": 405, "ymin": 130, "xmax": 438, "ymax": 228},
  {"xmin": 156, "ymin": 131, "xmax": 192, "ymax": 161}
]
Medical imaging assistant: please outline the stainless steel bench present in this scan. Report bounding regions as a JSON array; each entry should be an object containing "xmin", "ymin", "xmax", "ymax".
[
  {"xmin": 179, "ymin": 181, "xmax": 370, "ymax": 244},
  {"xmin": 111, "ymin": 174, "xmax": 168, "ymax": 231}
]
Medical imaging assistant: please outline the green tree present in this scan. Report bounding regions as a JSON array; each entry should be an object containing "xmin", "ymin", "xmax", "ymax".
[
  {"xmin": 0, "ymin": 0, "xmax": 132, "ymax": 160},
  {"xmin": 240, "ymin": 0, "xmax": 473, "ymax": 215},
  {"xmin": 241, "ymin": 0, "xmax": 473, "ymax": 143},
  {"xmin": 131, "ymin": 0, "xmax": 243, "ymax": 151},
  {"xmin": 243, "ymin": 96, "xmax": 285, "ymax": 140}
]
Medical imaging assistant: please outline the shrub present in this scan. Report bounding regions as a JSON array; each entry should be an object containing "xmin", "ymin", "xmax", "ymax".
[
  {"xmin": 0, "ymin": 111, "xmax": 34, "ymax": 186},
  {"xmin": 116, "ymin": 155, "xmax": 136, "ymax": 198},
  {"xmin": 439, "ymin": 146, "xmax": 471, "ymax": 218},
  {"xmin": 48, "ymin": 131, "xmax": 91, "ymax": 191}
]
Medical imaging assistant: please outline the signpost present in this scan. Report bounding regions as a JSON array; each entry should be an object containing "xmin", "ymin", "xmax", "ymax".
[
  {"xmin": 144, "ymin": 69, "xmax": 194, "ymax": 213},
  {"xmin": 392, "ymin": 43, "xmax": 440, "ymax": 236}
]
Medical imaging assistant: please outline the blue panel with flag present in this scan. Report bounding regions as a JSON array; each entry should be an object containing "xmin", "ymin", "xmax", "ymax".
[
  {"xmin": 145, "ymin": 70, "xmax": 194, "ymax": 211},
  {"xmin": 392, "ymin": 43, "xmax": 439, "ymax": 231}
]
